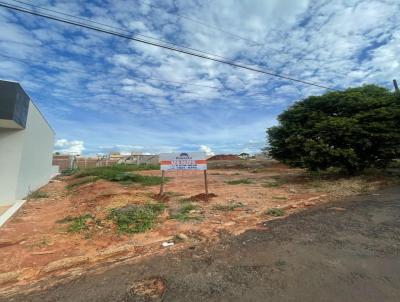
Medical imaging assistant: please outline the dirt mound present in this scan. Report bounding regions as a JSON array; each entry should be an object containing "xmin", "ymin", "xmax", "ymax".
[
  {"xmin": 207, "ymin": 154, "xmax": 241, "ymax": 161},
  {"xmin": 190, "ymin": 193, "xmax": 217, "ymax": 202},
  {"xmin": 150, "ymin": 194, "xmax": 170, "ymax": 202}
]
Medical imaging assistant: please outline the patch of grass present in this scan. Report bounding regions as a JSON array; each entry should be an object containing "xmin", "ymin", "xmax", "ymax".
[
  {"xmin": 170, "ymin": 203, "xmax": 201, "ymax": 222},
  {"xmin": 225, "ymin": 178, "xmax": 252, "ymax": 185},
  {"xmin": 266, "ymin": 208, "xmax": 285, "ymax": 217},
  {"xmin": 107, "ymin": 203, "xmax": 165, "ymax": 233},
  {"xmin": 65, "ymin": 176, "xmax": 99, "ymax": 190},
  {"xmin": 74, "ymin": 165, "xmax": 163, "ymax": 186},
  {"xmin": 57, "ymin": 214, "xmax": 94, "ymax": 233},
  {"xmin": 212, "ymin": 202, "xmax": 244, "ymax": 211},
  {"xmin": 28, "ymin": 190, "xmax": 49, "ymax": 199},
  {"xmin": 61, "ymin": 168, "xmax": 79, "ymax": 176}
]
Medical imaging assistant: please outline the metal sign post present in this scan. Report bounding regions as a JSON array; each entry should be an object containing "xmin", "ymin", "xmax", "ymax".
[
  {"xmin": 159, "ymin": 152, "xmax": 208, "ymax": 196},
  {"xmin": 159, "ymin": 170, "xmax": 165, "ymax": 195},
  {"xmin": 204, "ymin": 170, "xmax": 208, "ymax": 197}
]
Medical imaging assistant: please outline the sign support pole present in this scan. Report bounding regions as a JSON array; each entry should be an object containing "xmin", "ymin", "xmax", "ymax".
[
  {"xmin": 159, "ymin": 170, "xmax": 165, "ymax": 195},
  {"xmin": 204, "ymin": 170, "xmax": 209, "ymax": 197}
]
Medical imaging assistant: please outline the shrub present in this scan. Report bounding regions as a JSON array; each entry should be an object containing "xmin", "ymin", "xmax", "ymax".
[{"xmin": 266, "ymin": 85, "xmax": 400, "ymax": 174}]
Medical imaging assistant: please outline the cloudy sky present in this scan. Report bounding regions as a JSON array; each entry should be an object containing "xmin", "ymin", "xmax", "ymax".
[{"xmin": 0, "ymin": 0, "xmax": 399, "ymax": 155}]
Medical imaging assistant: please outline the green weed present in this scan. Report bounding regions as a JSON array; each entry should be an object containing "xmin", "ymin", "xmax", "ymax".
[
  {"xmin": 28, "ymin": 191, "xmax": 49, "ymax": 199},
  {"xmin": 107, "ymin": 203, "xmax": 165, "ymax": 234},
  {"xmin": 61, "ymin": 168, "xmax": 79, "ymax": 176},
  {"xmin": 266, "ymin": 208, "xmax": 285, "ymax": 217},
  {"xmin": 57, "ymin": 214, "xmax": 94, "ymax": 233},
  {"xmin": 74, "ymin": 165, "xmax": 163, "ymax": 186},
  {"xmin": 65, "ymin": 176, "xmax": 99, "ymax": 190},
  {"xmin": 170, "ymin": 203, "xmax": 201, "ymax": 221}
]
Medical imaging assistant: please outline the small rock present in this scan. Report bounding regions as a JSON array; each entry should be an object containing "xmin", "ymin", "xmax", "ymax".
[
  {"xmin": 176, "ymin": 233, "xmax": 189, "ymax": 241},
  {"xmin": 303, "ymin": 201, "xmax": 315, "ymax": 207},
  {"xmin": 0, "ymin": 271, "xmax": 19, "ymax": 285}
]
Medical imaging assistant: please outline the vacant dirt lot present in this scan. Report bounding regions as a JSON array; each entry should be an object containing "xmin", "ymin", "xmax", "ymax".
[
  {"xmin": 3, "ymin": 186, "xmax": 400, "ymax": 302},
  {"xmin": 0, "ymin": 161, "xmax": 397, "ymax": 296}
]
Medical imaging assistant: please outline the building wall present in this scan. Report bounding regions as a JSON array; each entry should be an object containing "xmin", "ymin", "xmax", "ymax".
[
  {"xmin": 0, "ymin": 102, "xmax": 54, "ymax": 205},
  {"xmin": 15, "ymin": 103, "xmax": 54, "ymax": 200},
  {"xmin": 0, "ymin": 128, "xmax": 24, "ymax": 203}
]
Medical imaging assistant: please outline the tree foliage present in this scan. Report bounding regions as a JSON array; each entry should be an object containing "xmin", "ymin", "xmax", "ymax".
[{"xmin": 266, "ymin": 85, "xmax": 400, "ymax": 174}]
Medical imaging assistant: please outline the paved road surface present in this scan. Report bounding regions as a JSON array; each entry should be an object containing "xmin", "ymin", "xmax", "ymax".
[{"xmin": 5, "ymin": 186, "xmax": 400, "ymax": 302}]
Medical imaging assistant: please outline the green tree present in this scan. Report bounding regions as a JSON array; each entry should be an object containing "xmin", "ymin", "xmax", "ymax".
[{"xmin": 266, "ymin": 85, "xmax": 400, "ymax": 174}]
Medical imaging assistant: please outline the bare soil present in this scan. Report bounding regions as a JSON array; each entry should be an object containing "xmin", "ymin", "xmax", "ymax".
[
  {"xmin": 3, "ymin": 186, "xmax": 400, "ymax": 301},
  {"xmin": 0, "ymin": 162, "xmax": 397, "ymax": 295}
]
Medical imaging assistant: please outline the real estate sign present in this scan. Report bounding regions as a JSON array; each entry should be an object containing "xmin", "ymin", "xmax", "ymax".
[{"xmin": 159, "ymin": 152, "xmax": 207, "ymax": 171}]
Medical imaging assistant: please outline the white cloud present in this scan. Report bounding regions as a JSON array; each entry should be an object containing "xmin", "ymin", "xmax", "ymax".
[
  {"xmin": 55, "ymin": 139, "xmax": 85, "ymax": 155},
  {"xmin": 199, "ymin": 145, "xmax": 215, "ymax": 156}
]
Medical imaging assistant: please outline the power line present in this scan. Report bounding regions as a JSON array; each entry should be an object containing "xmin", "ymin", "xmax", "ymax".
[
  {"xmin": 9, "ymin": 0, "xmax": 250, "ymax": 64},
  {"xmin": 8, "ymin": 0, "xmax": 329, "ymax": 85},
  {"xmin": 136, "ymin": 0, "xmax": 262, "ymax": 47},
  {"xmin": 0, "ymin": 53, "xmax": 220, "ymax": 90},
  {"xmin": 0, "ymin": 1, "xmax": 339, "ymax": 91}
]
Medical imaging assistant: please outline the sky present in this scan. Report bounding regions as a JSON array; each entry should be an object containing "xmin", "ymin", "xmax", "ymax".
[{"xmin": 0, "ymin": 0, "xmax": 399, "ymax": 156}]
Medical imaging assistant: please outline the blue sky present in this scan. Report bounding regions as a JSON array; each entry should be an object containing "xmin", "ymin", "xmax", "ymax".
[{"xmin": 0, "ymin": 0, "xmax": 399, "ymax": 156}]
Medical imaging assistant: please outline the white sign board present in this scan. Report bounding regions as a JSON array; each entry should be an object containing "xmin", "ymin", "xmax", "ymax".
[{"xmin": 159, "ymin": 152, "xmax": 207, "ymax": 171}]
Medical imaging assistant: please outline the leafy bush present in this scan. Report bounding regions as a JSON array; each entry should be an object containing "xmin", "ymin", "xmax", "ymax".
[
  {"xmin": 107, "ymin": 203, "xmax": 165, "ymax": 233},
  {"xmin": 266, "ymin": 85, "xmax": 400, "ymax": 174}
]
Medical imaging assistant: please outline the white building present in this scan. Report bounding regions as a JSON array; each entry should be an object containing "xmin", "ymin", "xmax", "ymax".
[{"xmin": 0, "ymin": 80, "xmax": 55, "ymax": 206}]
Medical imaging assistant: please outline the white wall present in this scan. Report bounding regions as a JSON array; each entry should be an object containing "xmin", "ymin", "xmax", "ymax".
[
  {"xmin": 0, "ymin": 128, "xmax": 24, "ymax": 203},
  {"xmin": 0, "ymin": 102, "xmax": 54, "ymax": 205}
]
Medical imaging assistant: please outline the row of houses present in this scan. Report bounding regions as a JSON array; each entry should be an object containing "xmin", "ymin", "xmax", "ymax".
[{"xmin": 52, "ymin": 153, "xmax": 159, "ymax": 170}]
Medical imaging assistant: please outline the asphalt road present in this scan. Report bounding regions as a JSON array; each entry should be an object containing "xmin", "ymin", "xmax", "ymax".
[{"xmin": 5, "ymin": 186, "xmax": 400, "ymax": 302}]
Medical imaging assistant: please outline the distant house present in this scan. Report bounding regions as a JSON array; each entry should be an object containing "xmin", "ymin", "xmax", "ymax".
[
  {"xmin": 0, "ymin": 80, "xmax": 56, "ymax": 205},
  {"xmin": 238, "ymin": 152, "xmax": 250, "ymax": 159}
]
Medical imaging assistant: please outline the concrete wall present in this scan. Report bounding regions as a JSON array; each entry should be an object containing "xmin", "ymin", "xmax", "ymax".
[
  {"xmin": 0, "ymin": 128, "xmax": 24, "ymax": 202},
  {"xmin": 0, "ymin": 102, "xmax": 54, "ymax": 205}
]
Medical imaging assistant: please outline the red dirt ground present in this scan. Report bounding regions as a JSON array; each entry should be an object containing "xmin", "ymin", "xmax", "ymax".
[{"xmin": 0, "ymin": 163, "xmax": 392, "ymax": 294}]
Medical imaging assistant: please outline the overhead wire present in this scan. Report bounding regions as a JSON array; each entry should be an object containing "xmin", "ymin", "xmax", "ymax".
[
  {"xmin": 0, "ymin": 1, "xmax": 339, "ymax": 91},
  {"xmin": 0, "ymin": 53, "xmax": 220, "ymax": 90}
]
